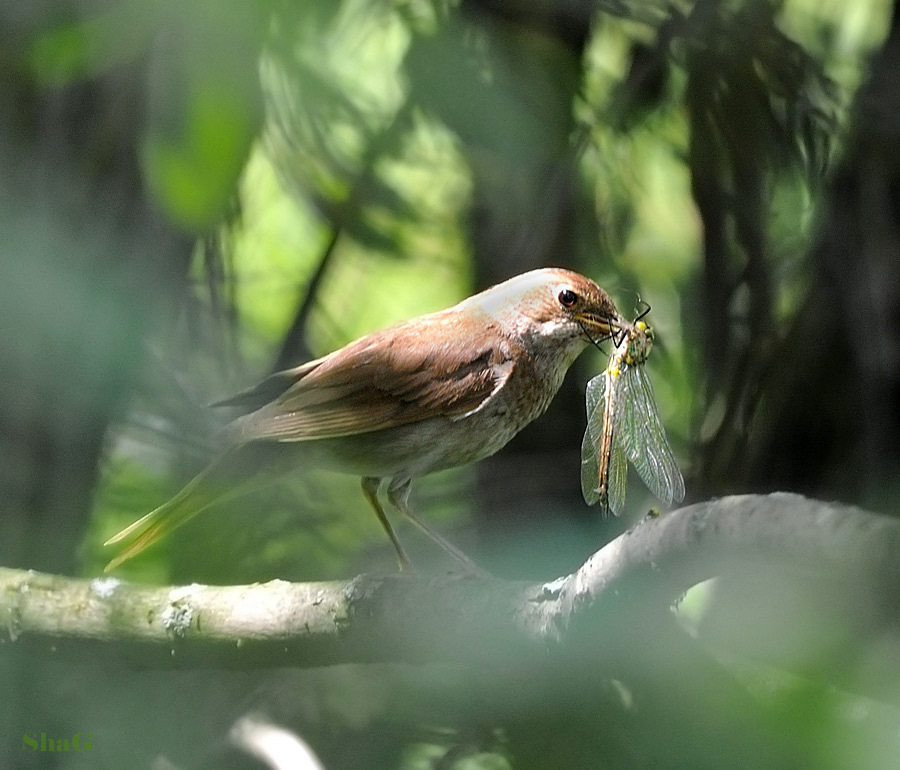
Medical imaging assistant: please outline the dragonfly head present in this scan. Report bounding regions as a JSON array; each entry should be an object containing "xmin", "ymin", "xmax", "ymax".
[{"xmin": 612, "ymin": 320, "xmax": 654, "ymax": 367}]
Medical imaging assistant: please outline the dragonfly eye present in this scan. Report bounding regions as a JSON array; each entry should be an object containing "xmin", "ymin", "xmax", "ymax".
[{"xmin": 558, "ymin": 288, "xmax": 578, "ymax": 307}]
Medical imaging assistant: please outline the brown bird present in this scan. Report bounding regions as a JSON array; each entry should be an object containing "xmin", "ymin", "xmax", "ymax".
[{"xmin": 104, "ymin": 268, "xmax": 621, "ymax": 572}]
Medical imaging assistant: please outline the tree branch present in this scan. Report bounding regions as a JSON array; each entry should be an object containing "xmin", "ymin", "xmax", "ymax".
[{"xmin": 2, "ymin": 494, "xmax": 898, "ymax": 670}]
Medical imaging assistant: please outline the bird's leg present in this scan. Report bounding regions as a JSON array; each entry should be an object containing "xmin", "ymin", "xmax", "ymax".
[
  {"xmin": 361, "ymin": 477, "xmax": 412, "ymax": 570},
  {"xmin": 386, "ymin": 478, "xmax": 485, "ymax": 573}
]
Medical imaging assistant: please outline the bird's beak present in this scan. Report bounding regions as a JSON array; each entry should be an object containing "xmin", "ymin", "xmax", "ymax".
[{"xmin": 575, "ymin": 311, "xmax": 620, "ymax": 341}]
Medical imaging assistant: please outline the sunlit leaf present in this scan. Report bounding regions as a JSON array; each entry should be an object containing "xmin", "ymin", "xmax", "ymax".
[{"xmin": 142, "ymin": 84, "xmax": 259, "ymax": 230}]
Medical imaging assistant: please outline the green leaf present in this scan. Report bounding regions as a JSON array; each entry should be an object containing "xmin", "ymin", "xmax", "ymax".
[{"xmin": 142, "ymin": 83, "xmax": 259, "ymax": 230}]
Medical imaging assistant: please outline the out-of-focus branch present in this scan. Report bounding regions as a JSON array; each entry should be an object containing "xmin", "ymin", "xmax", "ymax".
[{"xmin": 1, "ymin": 494, "xmax": 898, "ymax": 671}]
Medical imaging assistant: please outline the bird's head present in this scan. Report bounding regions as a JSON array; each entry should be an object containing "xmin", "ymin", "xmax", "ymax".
[{"xmin": 474, "ymin": 268, "xmax": 621, "ymax": 360}]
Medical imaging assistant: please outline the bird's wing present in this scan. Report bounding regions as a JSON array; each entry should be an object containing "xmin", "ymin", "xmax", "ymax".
[
  {"xmin": 210, "ymin": 359, "xmax": 323, "ymax": 412},
  {"xmin": 229, "ymin": 312, "xmax": 516, "ymax": 442}
]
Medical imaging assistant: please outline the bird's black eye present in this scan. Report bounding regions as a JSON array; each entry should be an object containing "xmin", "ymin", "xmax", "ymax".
[{"xmin": 558, "ymin": 288, "xmax": 578, "ymax": 307}]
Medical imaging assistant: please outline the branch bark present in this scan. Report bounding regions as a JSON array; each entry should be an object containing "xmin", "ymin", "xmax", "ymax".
[{"xmin": 2, "ymin": 494, "xmax": 899, "ymax": 670}]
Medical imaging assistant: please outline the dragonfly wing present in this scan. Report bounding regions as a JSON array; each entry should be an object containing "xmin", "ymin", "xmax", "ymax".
[
  {"xmin": 621, "ymin": 366, "xmax": 685, "ymax": 505},
  {"xmin": 605, "ymin": 427, "xmax": 628, "ymax": 515},
  {"xmin": 584, "ymin": 373, "xmax": 608, "ymax": 448},
  {"xmin": 581, "ymin": 370, "xmax": 628, "ymax": 515},
  {"xmin": 580, "ymin": 425, "xmax": 600, "ymax": 505},
  {"xmin": 599, "ymin": 371, "xmax": 628, "ymax": 515},
  {"xmin": 581, "ymin": 373, "xmax": 607, "ymax": 505}
]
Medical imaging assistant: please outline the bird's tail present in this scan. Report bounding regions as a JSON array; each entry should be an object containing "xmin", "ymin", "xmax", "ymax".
[{"xmin": 103, "ymin": 456, "xmax": 240, "ymax": 572}]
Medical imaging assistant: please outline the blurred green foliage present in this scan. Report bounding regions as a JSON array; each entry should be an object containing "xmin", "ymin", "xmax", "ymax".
[
  {"xmin": 89, "ymin": 0, "xmax": 890, "ymax": 582},
  {"xmin": 6, "ymin": 0, "xmax": 900, "ymax": 767}
]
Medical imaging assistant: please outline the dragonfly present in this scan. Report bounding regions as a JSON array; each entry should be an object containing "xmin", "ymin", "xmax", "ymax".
[{"xmin": 581, "ymin": 313, "xmax": 685, "ymax": 515}]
